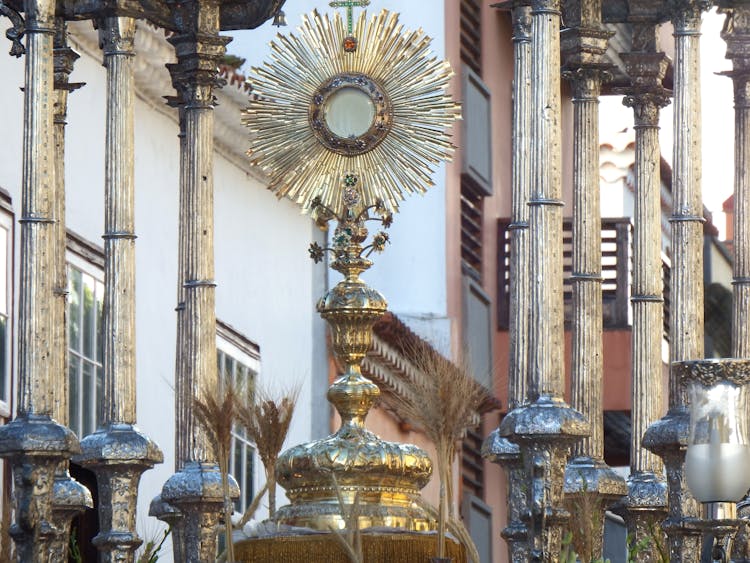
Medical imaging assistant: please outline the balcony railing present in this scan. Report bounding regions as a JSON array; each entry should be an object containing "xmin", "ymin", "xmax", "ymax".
[{"xmin": 497, "ymin": 217, "xmax": 671, "ymax": 337}]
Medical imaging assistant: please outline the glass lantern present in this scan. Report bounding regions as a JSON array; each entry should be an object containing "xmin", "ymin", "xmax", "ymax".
[{"xmin": 683, "ymin": 360, "xmax": 750, "ymax": 504}]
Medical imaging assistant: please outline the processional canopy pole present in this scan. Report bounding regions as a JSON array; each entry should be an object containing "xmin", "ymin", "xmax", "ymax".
[{"xmin": 239, "ymin": 4, "xmax": 461, "ymax": 561}]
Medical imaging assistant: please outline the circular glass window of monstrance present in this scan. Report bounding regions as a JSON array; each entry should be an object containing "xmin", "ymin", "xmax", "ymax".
[{"xmin": 309, "ymin": 73, "xmax": 392, "ymax": 156}]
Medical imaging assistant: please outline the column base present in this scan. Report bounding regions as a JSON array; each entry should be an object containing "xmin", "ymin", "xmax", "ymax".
[
  {"xmin": 482, "ymin": 428, "xmax": 528, "ymax": 562},
  {"xmin": 161, "ymin": 461, "xmax": 239, "ymax": 563},
  {"xmin": 0, "ymin": 413, "xmax": 80, "ymax": 560},
  {"xmin": 75, "ymin": 423, "xmax": 163, "ymax": 561},
  {"xmin": 49, "ymin": 465, "xmax": 93, "ymax": 561},
  {"xmin": 150, "ymin": 494, "xmax": 184, "ymax": 563},
  {"xmin": 643, "ymin": 407, "xmax": 703, "ymax": 562},
  {"xmin": 499, "ymin": 396, "xmax": 589, "ymax": 561},
  {"xmin": 611, "ymin": 471, "xmax": 668, "ymax": 563}
]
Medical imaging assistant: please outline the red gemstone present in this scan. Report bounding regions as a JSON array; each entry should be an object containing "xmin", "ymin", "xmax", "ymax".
[{"xmin": 343, "ymin": 36, "xmax": 358, "ymax": 52}]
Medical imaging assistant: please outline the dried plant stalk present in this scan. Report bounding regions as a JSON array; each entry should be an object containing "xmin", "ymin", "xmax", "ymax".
[
  {"xmin": 328, "ymin": 472, "xmax": 364, "ymax": 563},
  {"xmin": 237, "ymin": 384, "xmax": 299, "ymax": 518},
  {"xmin": 381, "ymin": 342, "xmax": 485, "ymax": 560},
  {"xmin": 193, "ymin": 379, "xmax": 244, "ymax": 563}
]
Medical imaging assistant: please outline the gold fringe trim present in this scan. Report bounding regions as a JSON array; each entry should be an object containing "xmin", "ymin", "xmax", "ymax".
[{"xmin": 235, "ymin": 532, "xmax": 468, "ymax": 563}]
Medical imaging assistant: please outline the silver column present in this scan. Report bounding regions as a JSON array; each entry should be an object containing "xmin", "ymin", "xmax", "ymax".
[
  {"xmin": 160, "ymin": 3, "xmax": 238, "ymax": 560},
  {"xmin": 642, "ymin": 3, "xmax": 709, "ymax": 562},
  {"xmin": 498, "ymin": 0, "xmax": 589, "ymax": 559},
  {"xmin": 719, "ymin": 3, "xmax": 750, "ymax": 558},
  {"xmin": 614, "ymin": 21, "xmax": 670, "ymax": 560},
  {"xmin": 49, "ymin": 17, "xmax": 92, "ymax": 562},
  {"xmin": 560, "ymin": 2, "xmax": 627, "ymax": 560},
  {"xmin": 482, "ymin": 3, "xmax": 531, "ymax": 562},
  {"xmin": 0, "ymin": 1, "xmax": 80, "ymax": 559},
  {"xmin": 75, "ymin": 16, "xmax": 163, "ymax": 563}
]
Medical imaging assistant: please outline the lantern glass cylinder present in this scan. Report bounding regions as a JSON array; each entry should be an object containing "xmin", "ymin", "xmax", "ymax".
[{"xmin": 685, "ymin": 380, "xmax": 750, "ymax": 502}]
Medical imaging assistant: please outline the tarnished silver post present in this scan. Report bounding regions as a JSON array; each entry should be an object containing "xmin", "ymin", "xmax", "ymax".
[
  {"xmin": 483, "ymin": 3, "xmax": 532, "ymax": 561},
  {"xmin": 498, "ymin": 0, "xmax": 589, "ymax": 560},
  {"xmin": 160, "ymin": 3, "xmax": 238, "ymax": 561},
  {"xmin": 560, "ymin": 2, "xmax": 627, "ymax": 560},
  {"xmin": 613, "ymin": 19, "xmax": 670, "ymax": 560},
  {"xmin": 150, "ymin": 101, "xmax": 187, "ymax": 563},
  {"xmin": 74, "ymin": 15, "xmax": 163, "ymax": 563},
  {"xmin": 0, "ymin": 1, "xmax": 81, "ymax": 559},
  {"xmin": 718, "ymin": 3, "xmax": 750, "ymax": 558},
  {"xmin": 48, "ymin": 17, "xmax": 92, "ymax": 562},
  {"xmin": 642, "ymin": 3, "xmax": 709, "ymax": 562}
]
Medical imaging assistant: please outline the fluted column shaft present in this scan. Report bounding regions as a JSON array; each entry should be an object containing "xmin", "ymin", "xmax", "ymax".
[
  {"xmin": 483, "ymin": 4, "xmax": 532, "ymax": 562},
  {"xmin": 615, "ymin": 37, "xmax": 671, "ymax": 560},
  {"xmin": 161, "ymin": 5, "xmax": 236, "ymax": 561},
  {"xmin": 18, "ymin": 1, "xmax": 55, "ymax": 418},
  {"xmin": 734, "ymin": 71, "xmax": 750, "ymax": 358},
  {"xmin": 508, "ymin": 4, "xmax": 532, "ymax": 413},
  {"xmin": 560, "ymin": 7, "xmax": 627, "ymax": 558},
  {"xmin": 499, "ymin": 1, "xmax": 589, "ymax": 560},
  {"xmin": 628, "ymin": 94, "xmax": 667, "ymax": 476},
  {"xmin": 720, "ymin": 4, "xmax": 750, "ymax": 557},
  {"xmin": 641, "ymin": 4, "xmax": 707, "ymax": 563},
  {"xmin": 48, "ymin": 19, "xmax": 93, "ymax": 563},
  {"xmin": 73, "ymin": 17, "xmax": 162, "ymax": 563},
  {"xmin": 0, "ymin": 2, "xmax": 81, "ymax": 560},
  {"xmin": 569, "ymin": 72, "xmax": 603, "ymax": 460},
  {"xmin": 102, "ymin": 16, "xmax": 137, "ymax": 427},
  {"xmin": 529, "ymin": 1, "xmax": 564, "ymax": 400}
]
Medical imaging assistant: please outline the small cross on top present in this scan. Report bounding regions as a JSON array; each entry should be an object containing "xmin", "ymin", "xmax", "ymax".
[{"xmin": 329, "ymin": 0, "xmax": 370, "ymax": 35}]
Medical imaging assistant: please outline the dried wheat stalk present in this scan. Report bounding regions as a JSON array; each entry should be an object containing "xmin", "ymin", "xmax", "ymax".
[
  {"xmin": 381, "ymin": 342, "xmax": 485, "ymax": 560},
  {"xmin": 237, "ymin": 384, "xmax": 299, "ymax": 518}
]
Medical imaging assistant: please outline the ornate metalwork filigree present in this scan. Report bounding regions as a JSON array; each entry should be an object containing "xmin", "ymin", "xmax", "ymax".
[{"xmin": 0, "ymin": 1, "xmax": 24, "ymax": 57}]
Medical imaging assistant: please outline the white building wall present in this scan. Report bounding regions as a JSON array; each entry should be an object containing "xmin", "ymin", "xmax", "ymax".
[{"xmin": 0, "ymin": 19, "xmax": 320, "ymax": 549}]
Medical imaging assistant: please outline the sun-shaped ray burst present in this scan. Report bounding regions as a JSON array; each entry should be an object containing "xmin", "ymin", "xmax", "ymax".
[{"xmin": 242, "ymin": 9, "xmax": 460, "ymax": 214}]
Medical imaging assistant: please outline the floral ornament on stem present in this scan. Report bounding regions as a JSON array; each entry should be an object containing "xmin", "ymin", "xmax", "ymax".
[{"xmin": 307, "ymin": 175, "xmax": 393, "ymax": 265}]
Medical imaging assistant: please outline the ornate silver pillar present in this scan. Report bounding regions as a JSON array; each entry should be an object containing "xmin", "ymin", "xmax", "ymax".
[
  {"xmin": 718, "ymin": 3, "xmax": 750, "ymax": 558},
  {"xmin": 498, "ymin": 0, "xmax": 589, "ymax": 560},
  {"xmin": 160, "ymin": 3, "xmax": 239, "ymax": 561},
  {"xmin": 613, "ymin": 20, "xmax": 670, "ymax": 560},
  {"xmin": 0, "ymin": 0, "xmax": 81, "ymax": 559},
  {"xmin": 483, "ymin": 3, "xmax": 531, "ymax": 561},
  {"xmin": 74, "ymin": 15, "xmax": 163, "ymax": 563},
  {"xmin": 150, "ymin": 101, "xmax": 187, "ymax": 563},
  {"xmin": 49, "ymin": 17, "xmax": 92, "ymax": 562},
  {"xmin": 560, "ymin": 2, "xmax": 626, "ymax": 560},
  {"xmin": 642, "ymin": 3, "xmax": 709, "ymax": 562}
]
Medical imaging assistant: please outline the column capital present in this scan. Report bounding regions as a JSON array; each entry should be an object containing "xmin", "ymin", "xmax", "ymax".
[
  {"xmin": 619, "ymin": 50, "xmax": 672, "ymax": 122},
  {"xmin": 561, "ymin": 0, "xmax": 602, "ymax": 28},
  {"xmin": 167, "ymin": 31, "xmax": 230, "ymax": 108},
  {"xmin": 721, "ymin": 3, "xmax": 750, "ymax": 69},
  {"xmin": 667, "ymin": 0, "xmax": 710, "ymax": 32},
  {"xmin": 97, "ymin": 15, "xmax": 136, "ymax": 56}
]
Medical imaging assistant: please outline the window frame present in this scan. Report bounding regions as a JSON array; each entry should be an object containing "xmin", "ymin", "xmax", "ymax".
[
  {"xmin": 66, "ymin": 232, "xmax": 105, "ymax": 439},
  {"xmin": 0, "ymin": 194, "xmax": 14, "ymax": 420},
  {"xmin": 217, "ymin": 320, "xmax": 261, "ymax": 515}
]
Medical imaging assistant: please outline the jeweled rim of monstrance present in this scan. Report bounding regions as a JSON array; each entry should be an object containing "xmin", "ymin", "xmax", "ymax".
[{"xmin": 242, "ymin": 9, "xmax": 460, "ymax": 214}]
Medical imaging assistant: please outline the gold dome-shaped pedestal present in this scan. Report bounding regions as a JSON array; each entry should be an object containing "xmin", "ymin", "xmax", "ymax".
[{"xmin": 273, "ymin": 193, "xmax": 435, "ymax": 532}]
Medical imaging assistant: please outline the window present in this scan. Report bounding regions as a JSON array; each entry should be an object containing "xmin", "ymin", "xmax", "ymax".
[
  {"xmin": 217, "ymin": 321, "xmax": 260, "ymax": 514},
  {"xmin": 461, "ymin": 181, "xmax": 485, "ymax": 277},
  {"xmin": 0, "ymin": 198, "xmax": 13, "ymax": 419},
  {"xmin": 67, "ymin": 235, "xmax": 105, "ymax": 439},
  {"xmin": 460, "ymin": 0, "xmax": 482, "ymax": 76}
]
